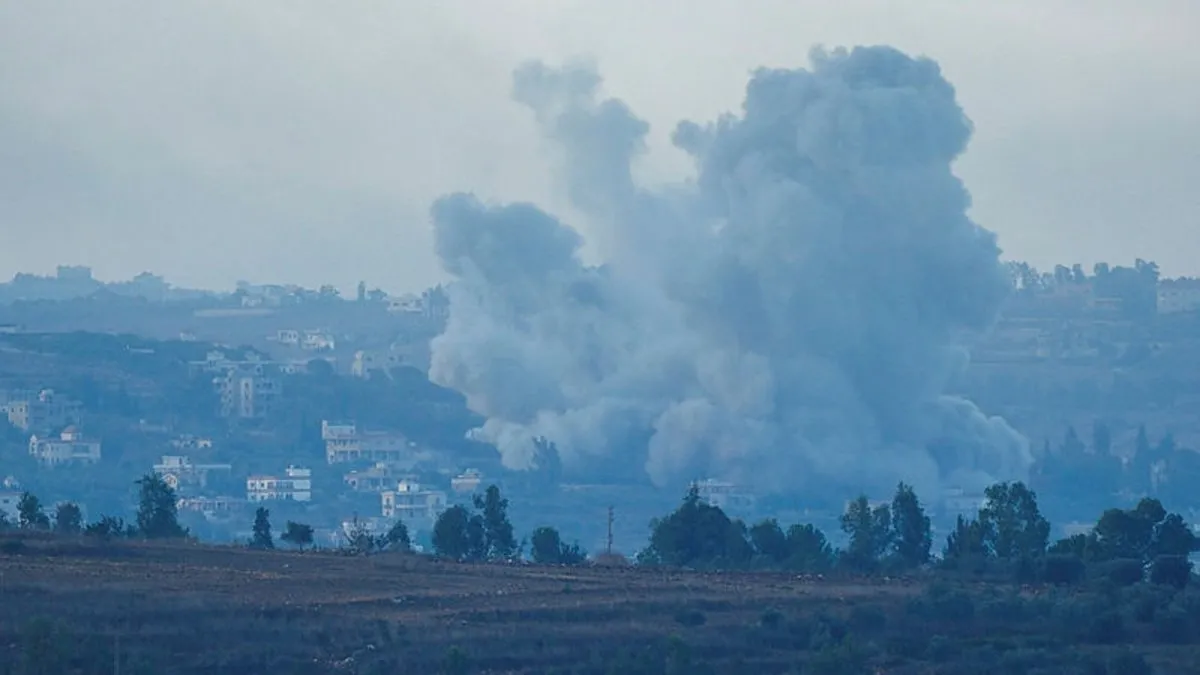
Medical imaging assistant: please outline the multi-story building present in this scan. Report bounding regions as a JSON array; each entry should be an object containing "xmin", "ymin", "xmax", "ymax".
[
  {"xmin": 1158, "ymin": 279, "xmax": 1200, "ymax": 314},
  {"xmin": 343, "ymin": 462, "xmax": 416, "ymax": 493},
  {"xmin": 153, "ymin": 455, "xmax": 233, "ymax": 494},
  {"xmin": 177, "ymin": 495, "xmax": 244, "ymax": 516},
  {"xmin": 322, "ymin": 421, "xmax": 417, "ymax": 465},
  {"xmin": 380, "ymin": 478, "xmax": 447, "ymax": 527},
  {"xmin": 0, "ymin": 490, "xmax": 20, "ymax": 522},
  {"xmin": 246, "ymin": 466, "xmax": 312, "ymax": 502},
  {"xmin": 2, "ymin": 389, "xmax": 82, "ymax": 433},
  {"xmin": 695, "ymin": 479, "xmax": 756, "ymax": 513},
  {"xmin": 451, "ymin": 469, "xmax": 484, "ymax": 494},
  {"xmin": 169, "ymin": 435, "xmax": 214, "ymax": 451},
  {"xmin": 187, "ymin": 351, "xmax": 282, "ymax": 420},
  {"xmin": 217, "ymin": 363, "xmax": 280, "ymax": 420},
  {"xmin": 28, "ymin": 427, "xmax": 102, "ymax": 467}
]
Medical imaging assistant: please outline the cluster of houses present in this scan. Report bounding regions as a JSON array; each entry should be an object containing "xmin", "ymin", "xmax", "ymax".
[
  {"xmin": 146, "ymin": 419, "xmax": 486, "ymax": 543},
  {"xmin": 1, "ymin": 388, "xmax": 103, "ymax": 468}
]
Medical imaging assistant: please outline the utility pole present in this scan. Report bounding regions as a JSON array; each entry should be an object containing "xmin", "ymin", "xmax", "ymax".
[{"xmin": 606, "ymin": 505, "xmax": 614, "ymax": 556}]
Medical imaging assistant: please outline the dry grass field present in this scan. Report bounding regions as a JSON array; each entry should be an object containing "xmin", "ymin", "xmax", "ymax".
[
  {"xmin": 0, "ymin": 533, "xmax": 923, "ymax": 674},
  {"xmin": 2, "ymin": 533, "xmax": 1196, "ymax": 674}
]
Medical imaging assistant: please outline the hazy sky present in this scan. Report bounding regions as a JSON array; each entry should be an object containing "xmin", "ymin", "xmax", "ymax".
[{"xmin": 1, "ymin": 1, "xmax": 1196, "ymax": 293}]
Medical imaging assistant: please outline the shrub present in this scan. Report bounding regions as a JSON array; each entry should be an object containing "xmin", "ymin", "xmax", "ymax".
[
  {"xmin": 1106, "ymin": 649, "xmax": 1153, "ymax": 675},
  {"xmin": 926, "ymin": 635, "xmax": 959, "ymax": 662},
  {"xmin": 673, "ymin": 609, "xmax": 706, "ymax": 628},
  {"xmin": 1097, "ymin": 558, "xmax": 1144, "ymax": 587},
  {"xmin": 1040, "ymin": 554, "xmax": 1086, "ymax": 585},
  {"xmin": 1086, "ymin": 611, "xmax": 1125, "ymax": 644},
  {"xmin": 759, "ymin": 609, "xmax": 784, "ymax": 629},
  {"xmin": 1, "ymin": 539, "xmax": 25, "ymax": 555},
  {"xmin": 1152, "ymin": 606, "xmax": 1191, "ymax": 644},
  {"xmin": 847, "ymin": 605, "xmax": 887, "ymax": 634}
]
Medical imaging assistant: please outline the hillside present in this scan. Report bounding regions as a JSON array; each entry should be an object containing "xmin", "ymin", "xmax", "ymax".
[{"xmin": 1, "ymin": 535, "xmax": 1197, "ymax": 674}]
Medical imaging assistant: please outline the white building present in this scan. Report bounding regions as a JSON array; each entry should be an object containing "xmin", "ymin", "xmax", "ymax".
[
  {"xmin": 1158, "ymin": 281, "xmax": 1200, "ymax": 314},
  {"xmin": 350, "ymin": 349, "xmax": 405, "ymax": 378},
  {"xmin": 169, "ymin": 435, "xmax": 214, "ymax": 451},
  {"xmin": 177, "ymin": 495, "xmax": 244, "ymax": 516},
  {"xmin": 451, "ymin": 469, "xmax": 484, "ymax": 494},
  {"xmin": 246, "ymin": 466, "xmax": 312, "ymax": 502},
  {"xmin": 344, "ymin": 462, "xmax": 417, "ymax": 493},
  {"xmin": 386, "ymin": 293, "xmax": 423, "ymax": 314},
  {"xmin": 29, "ymin": 427, "xmax": 102, "ymax": 467},
  {"xmin": 153, "ymin": 455, "xmax": 233, "ymax": 493},
  {"xmin": 322, "ymin": 420, "xmax": 417, "ymax": 465},
  {"xmin": 300, "ymin": 330, "xmax": 336, "ymax": 352},
  {"xmin": 380, "ymin": 478, "xmax": 446, "ymax": 526},
  {"xmin": 695, "ymin": 479, "xmax": 756, "ymax": 512},
  {"xmin": 0, "ymin": 491, "xmax": 21, "ymax": 522}
]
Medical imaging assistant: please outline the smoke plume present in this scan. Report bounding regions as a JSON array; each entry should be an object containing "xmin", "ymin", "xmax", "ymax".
[{"xmin": 429, "ymin": 46, "xmax": 1031, "ymax": 498}]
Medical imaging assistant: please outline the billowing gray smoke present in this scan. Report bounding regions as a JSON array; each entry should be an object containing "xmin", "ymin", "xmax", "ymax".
[{"xmin": 429, "ymin": 45, "xmax": 1031, "ymax": 498}]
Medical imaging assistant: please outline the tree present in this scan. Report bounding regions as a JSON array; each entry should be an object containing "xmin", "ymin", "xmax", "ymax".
[
  {"xmin": 1149, "ymin": 555, "xmax": 1192, "ymax": 589},
  {"xmin": 433, "ymin": 505, "xmax": 485, "ymax": 561},
  {"xmin": 384, "ymin": 520, "xmax": 411, "ymax": 552},
  {"xmin": 978, "ymin": 482, "xmax": 1049, "ymax": 559},
  {"xmin": 251, "ymin": 507, "xmax": 274, "ymax": 549},
  {"xmin": 1048, "ymin": 533, "xmax": 1100, "ymax": 560},
  {"xmin": 890, "ymin": 483, "xmax": 931, "ymax": 568},
  {"xmin": 1060, "ymin": 426, "xmax": 1086, "ymax": 457},
  {"xmin": 1093, "ymin": 498, "xmax": 1197, "ymax": 563},
  {"xmin": 53, "ymin": 502, "xmax": 83, "ymax": 535},
  {"xmin": 530, "ymin": 526, "xmax": 587, "ymax": 565},
  {"xmin": 644, "ymin": 485, "xmax": 752, "ymax": 568},
  {"xmin": 17, "ymin": 492, "xmax": 50, "ymax": 530},
  {"xmin": 135, "ymin": 473, "xmax": 187, "ymax": 539},
  {"xmin": 785, "ymin": 524, "xmax": 836, "ymax": 572},
  {"xmin": 840, "ymin": 496, "xmax": 892, "ymax": 571},
  {"xmin": 943, "ymin": 515, "xmax": 988, "ymax": 561},
  {"xmin": 473, "ymin": 484, "xmax": 517, "ymax": 561},
  {"xmin": 84, "ymin": 515, "xmax": 132, "ymax": 540},
  {"xmin": 281, "ymin": 521, "xmax": 314, "ymax": 550},
  {"xmin": 749, "ymin": 519, "xmax": 790, "ymax": 565}
]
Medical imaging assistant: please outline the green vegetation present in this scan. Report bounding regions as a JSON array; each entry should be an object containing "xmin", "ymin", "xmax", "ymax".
[
  {"xmin": 530, "ymin": 526, "xmax": 586, "ymax": 565},
  {"xmin": 433, "ymin": 484, "xmax": 517, "ymax": 562},
  {"xmin": 5, "ymin": 475, "xmax": 1200, "ymax": 672},
  {"xmin": 281, "ymin": 521, "xmax": 314, "ymax": 550},
  {"xmin": 251, "ymin": 507, "xmax": 274, "ymax": 550}
]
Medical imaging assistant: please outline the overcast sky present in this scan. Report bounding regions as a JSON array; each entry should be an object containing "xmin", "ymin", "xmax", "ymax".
[{"xmin": 1, "ymin": 1, "xmax": 1196, "ymax": 293}]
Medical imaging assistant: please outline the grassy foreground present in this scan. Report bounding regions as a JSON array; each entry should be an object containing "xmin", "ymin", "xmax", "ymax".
[{"xmin": 0, "ymin": 533, "xmax": 1196, "ymax": 674}]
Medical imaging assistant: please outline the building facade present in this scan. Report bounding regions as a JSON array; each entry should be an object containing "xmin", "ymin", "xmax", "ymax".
[
  {"xmin": 380, "ymin": 479, "xmax": 447, "ymax": 527},
  {"xmin": 0, "ymin": 491, "xmax": 20, "ymax": 522},
  {"xmin": 2, "ymin": 389, "xmax": 82, "ymax": 433},
  {"xmin": 246, "ymin": 466, "xmax": 312, "ymax": 502},
  {"xmin": 153, "ymin": 455, "xmax": 233, "ymax": 494},
  {"xmin": 217, "ymin": 364, "xmax": 280, "ymax": 420},
  {"xmin": 28, "ymin": 427, "xmax": 102, "ymax": 467},
  {"xmin": 322, "ymin": 420, "xmax": 417, "ymax": 465}
]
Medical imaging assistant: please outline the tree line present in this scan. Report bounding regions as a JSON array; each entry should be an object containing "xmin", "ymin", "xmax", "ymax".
[{"xmin": 4, "ymin": 473, "xmax": 1197, "ymax": 589}]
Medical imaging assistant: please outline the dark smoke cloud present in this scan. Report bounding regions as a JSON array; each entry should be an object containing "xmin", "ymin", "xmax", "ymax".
[{"xmin": 429, "ymin": 45, "xmax": 1031, "ymax": 497}]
